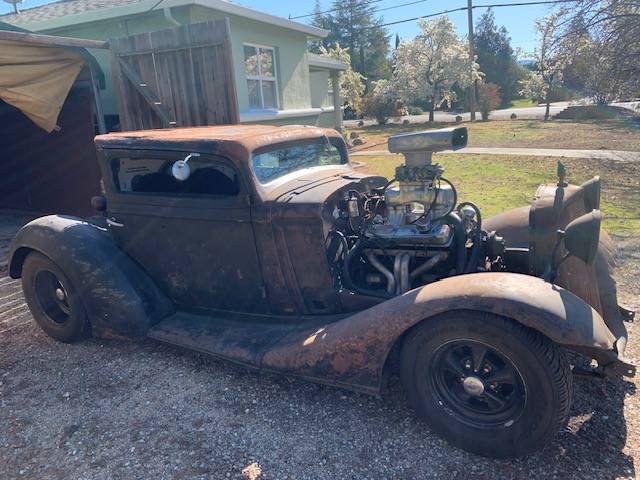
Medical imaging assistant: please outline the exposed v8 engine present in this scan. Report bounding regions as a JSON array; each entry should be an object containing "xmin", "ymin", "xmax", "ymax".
[{"xmin": 328, "ymin": 127, "xmax": 506, "ymax": 298}]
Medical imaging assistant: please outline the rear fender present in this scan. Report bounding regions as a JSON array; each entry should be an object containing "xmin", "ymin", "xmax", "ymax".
[
  {"xmin": 261, "ymin": 272, "xmax": 616, "ymax": 395},
  {"xmin": 8, "ymin": 215, "xmax": 173, "ymax": 339}
]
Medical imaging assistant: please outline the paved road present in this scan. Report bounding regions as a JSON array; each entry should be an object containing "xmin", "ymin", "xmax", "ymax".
[
  {"xmin": 345, "ymin": 100, "xmax": 640, "ymax": 127},
  {"xmin": 351, "ymin": 146, "xmax": 640, "ymax": 161}
]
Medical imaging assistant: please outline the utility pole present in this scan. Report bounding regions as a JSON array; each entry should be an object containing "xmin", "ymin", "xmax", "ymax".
[{"xmin": 467, "ymin": 0, "xmax": 476, "ymax": 121}]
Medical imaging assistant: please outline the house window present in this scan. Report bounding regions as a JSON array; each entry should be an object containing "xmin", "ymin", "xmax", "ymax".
[{"xmin": 244, "ymin": 45, "xmax": 279, "ymax": 110}]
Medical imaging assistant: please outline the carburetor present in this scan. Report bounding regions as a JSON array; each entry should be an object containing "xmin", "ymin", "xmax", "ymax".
[{"xmin": 384, "ymin": 127, "xmax": 468, "ymax": 225}]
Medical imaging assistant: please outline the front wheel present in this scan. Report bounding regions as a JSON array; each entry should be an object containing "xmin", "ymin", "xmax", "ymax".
[
  {"xmin": 21, "ymin": 251, "xmax": 90, "ymax": 343},
  {"xmin": 400, "ymin": 311, "xmax": 572, "ymax": 458}
]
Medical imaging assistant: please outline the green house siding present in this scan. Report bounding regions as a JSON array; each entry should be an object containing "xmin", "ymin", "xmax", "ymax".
[
  {"xmin": 188, "ymin": 6, "xmax": 311, "ymax": 113},
  {"xmin": 310, "ymin": 70, "xmax": 332, "ymax": 108}
]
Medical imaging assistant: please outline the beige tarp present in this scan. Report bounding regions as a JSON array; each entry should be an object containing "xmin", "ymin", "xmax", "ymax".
[{"xmin": 0, "ymin": 39, "xmax": 86, "ymax": 132}]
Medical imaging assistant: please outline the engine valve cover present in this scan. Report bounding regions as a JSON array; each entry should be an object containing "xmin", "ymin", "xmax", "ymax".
[{"xmin": 366, "ymin": 222, "xmax": 453, "ymax": 247}]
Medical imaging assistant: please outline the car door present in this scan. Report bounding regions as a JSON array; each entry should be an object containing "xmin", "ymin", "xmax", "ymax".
[{"xmin": 104, "ymin": 150, "xmax": 269, "ymax": 314}]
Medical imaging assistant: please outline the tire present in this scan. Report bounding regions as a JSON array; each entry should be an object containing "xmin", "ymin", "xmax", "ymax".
[
  {"xmin": 400, "ymin": 311, "xmax": 572, "ymax": 458},
  {"xmin": 21, "ymin": 251, "xmax": 90, "ymax": 343}
]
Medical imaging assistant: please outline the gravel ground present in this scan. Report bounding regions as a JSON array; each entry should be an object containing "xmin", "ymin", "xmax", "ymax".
[{"xmin": 0, "ymin": 217, "xmax": 638, "ymax": 479}]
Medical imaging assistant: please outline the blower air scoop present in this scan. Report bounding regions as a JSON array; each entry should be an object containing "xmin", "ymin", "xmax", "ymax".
[{"xmin": 388, "ymin": 127, "xmax": 468, "ymax": 167}]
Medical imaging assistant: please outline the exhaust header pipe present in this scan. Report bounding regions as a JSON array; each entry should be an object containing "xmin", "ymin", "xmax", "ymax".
[{"xmin": 388, "ymin": 127, "xmax": 468, "ymax": 167}]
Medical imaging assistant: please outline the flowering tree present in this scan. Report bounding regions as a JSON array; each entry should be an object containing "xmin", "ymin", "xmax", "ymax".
[
  {"xmin": 519, "ymin": 15, "xmax": 567, "ymax": 120},
  {"xmin": 393, "ymin": 17, "xmax": 481, "ymax": 122},
  {"xmin": 319, "ymin": 44, "xmax": 366, "ymax": 110}
]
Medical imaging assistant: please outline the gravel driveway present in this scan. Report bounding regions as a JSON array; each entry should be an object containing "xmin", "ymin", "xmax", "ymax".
[{"xmin": 0, "ymin": 215, "xmax": 637, "ymax": 480}]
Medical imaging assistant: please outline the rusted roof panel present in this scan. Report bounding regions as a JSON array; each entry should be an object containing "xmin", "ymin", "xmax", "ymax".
[{"xmin": 95, "ymin": 125, "xmax": 341, "ymax": 152}]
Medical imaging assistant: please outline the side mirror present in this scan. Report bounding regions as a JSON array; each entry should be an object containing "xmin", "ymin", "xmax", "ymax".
[
  {"xmin": 171, "ymin": 153, "xmax": 200, "ymax": 181},
  {"xmin": 564, "ymin": 210, "xmax": 601, "ymax": 265},
  {"xmin": 91, "ymin": 195, "xmax": 107, "ymax": 212}
]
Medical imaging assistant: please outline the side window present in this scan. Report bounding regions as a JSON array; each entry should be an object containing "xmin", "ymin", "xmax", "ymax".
[{"xmin": 111, "ymin": 156, "xmax": 240, "ymax": 197}]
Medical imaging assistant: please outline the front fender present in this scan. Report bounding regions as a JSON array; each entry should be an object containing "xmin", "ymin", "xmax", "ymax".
[
  {"xmin": 9, "ymin": 215, "xmax": 173, "ymax": 339},
  {"xmin": 485, "ymin": 205, "xmax": 628, "ymax": 342},
  {"xmin": 261, "ymin": 272, "xmax": 617, "ymax": 395}
]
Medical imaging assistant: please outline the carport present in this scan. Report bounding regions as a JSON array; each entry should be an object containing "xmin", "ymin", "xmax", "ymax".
[{"xmin": 0, "ymin": 23, "xmax": 107, "ymax": 216}]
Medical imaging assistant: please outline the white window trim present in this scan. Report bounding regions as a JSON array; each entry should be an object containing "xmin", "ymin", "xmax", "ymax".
[{"xmin": 244, "ymin": 43, "xmax": 280, "ymax": 111}]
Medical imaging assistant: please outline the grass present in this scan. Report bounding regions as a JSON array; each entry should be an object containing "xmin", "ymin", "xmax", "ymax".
[
  {"xmin": 349, "ymin": 119, "xmax": 640, "ymax": 152},
  {"xmin": 356, "ymin": 154, "xmax": 640, "ymax": 236},
  {"xmin": 507, "ymin": 99, "xmax": 537, "ymax": 108}
]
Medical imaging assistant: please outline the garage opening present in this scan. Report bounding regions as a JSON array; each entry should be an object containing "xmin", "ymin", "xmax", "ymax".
[{"xmin": 0, "ymin": 23, "xmax": 107, "ymax": 216}]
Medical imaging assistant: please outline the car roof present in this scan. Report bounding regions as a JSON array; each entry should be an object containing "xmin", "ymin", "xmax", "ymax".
[{"xmin": 94, "ymin": 125, "xmax": 342, "ymax": 153}]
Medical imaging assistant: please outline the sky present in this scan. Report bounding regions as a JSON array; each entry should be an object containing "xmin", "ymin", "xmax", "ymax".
[{"xmin": 0, "ymin": 0, "xmax": 561, "ymax": 54}]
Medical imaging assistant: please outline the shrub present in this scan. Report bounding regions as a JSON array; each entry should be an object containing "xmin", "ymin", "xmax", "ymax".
[
  {"xmin": 478, "ymin": 83, "xmax": 502, "ymax": 121},
  {"xmin": 360, "ymin": 80, "xmax": 402, "ymax": 125},
  {"xmin": 407, "ymin": 106, "xmax": 423, "ymax": 116}
]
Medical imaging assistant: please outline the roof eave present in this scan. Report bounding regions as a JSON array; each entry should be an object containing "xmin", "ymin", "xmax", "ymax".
[
  {"xmin": 308, "ymin": 54, "xmax": 347, "ymax": 71},
  {"xmin": 3, "ymin": 0, "xmax": 329, "ymax": 38},
  {"xmin": 192, "ymin": 0, "xmax": 328, "ymax": 38}
]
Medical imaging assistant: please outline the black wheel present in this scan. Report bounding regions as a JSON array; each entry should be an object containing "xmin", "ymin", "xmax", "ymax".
[
  {"xmin": 400, "ymin": 311, "xmax": 572, "ymax": 458},
  {"xmin": 21, "ymin": 251, "xmax": 90, "ymax": 343}
]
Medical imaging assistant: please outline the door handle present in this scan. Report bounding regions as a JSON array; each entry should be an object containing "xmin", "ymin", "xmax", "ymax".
[{"xmin": 106, "ymin": 217, "xmax": 124, "ymax": 228}]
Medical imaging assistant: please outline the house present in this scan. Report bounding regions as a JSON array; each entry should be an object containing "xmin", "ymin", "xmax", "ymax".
[{"xmin": 0, "ymin": 0, "xmax": 346, "ymax": 130}]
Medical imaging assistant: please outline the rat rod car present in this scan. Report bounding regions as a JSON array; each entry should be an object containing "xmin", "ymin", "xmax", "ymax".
[{"xmin": 8, "ymin": 125, "xmax": 635, "ymax": 458}]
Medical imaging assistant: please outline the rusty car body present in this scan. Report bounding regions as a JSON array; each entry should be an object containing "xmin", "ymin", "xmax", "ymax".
[{"xmin": 8, "ymin": 124, "xmax": 635, "ymax": 458}]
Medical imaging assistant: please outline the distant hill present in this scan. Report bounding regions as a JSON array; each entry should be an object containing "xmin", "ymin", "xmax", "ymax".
[{"xmin": 518, "ymin": 59, "xmax": 536, "ymax": 67}]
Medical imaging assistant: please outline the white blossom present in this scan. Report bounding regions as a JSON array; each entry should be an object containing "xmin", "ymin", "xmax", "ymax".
[{"xmin": 392, "ymin": 17, "xmax": 481, "ymax": 116}]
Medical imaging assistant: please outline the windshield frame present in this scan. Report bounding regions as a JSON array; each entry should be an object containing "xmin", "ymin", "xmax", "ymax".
[{"xmin": 250, "ymin": 136, "xmax": 349, "ymax": 186}]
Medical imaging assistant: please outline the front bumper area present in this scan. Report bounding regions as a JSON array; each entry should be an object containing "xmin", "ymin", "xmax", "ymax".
[{"xmin": 596, "ymin": 333, "xmax": 636, "ymax": 378}]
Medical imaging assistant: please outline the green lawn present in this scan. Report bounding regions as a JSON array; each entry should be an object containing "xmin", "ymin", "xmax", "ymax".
[
  {"xmin": 350, "ymin": 119, "xmax": 640, "ymax": 152},
  {"xmin": 507, "ymin": 99, "xmax": 537, "ymax": 108},
  {"xmin": 356, "ymin": 154, "xmax": 640, "ymax": 236}
]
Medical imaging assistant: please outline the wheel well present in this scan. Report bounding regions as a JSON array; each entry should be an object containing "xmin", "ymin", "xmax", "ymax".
[
  {"xmin": 8, "ymin": 247, "xmax": 34, "ymax": 279},
  {"xmin": 379, "ymin": 308, "xmax": 563, "ymax": 394}
]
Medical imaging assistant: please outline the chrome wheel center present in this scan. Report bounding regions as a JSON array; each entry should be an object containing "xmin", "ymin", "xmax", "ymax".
[
  {"xmin": 55, "ymin": 287, "xmax": 66, "ymax": 302},
  {"xmin": 462, "ymin": 376, "xmax": 485, "ymax": 396}
]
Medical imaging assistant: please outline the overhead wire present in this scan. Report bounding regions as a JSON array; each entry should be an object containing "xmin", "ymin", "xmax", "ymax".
[{"xmin": 290, "ymin": 0, "xmax": 579, "ymax": 29}]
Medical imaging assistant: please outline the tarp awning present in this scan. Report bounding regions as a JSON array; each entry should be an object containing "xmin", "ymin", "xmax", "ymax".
[{"xmin": 0, "ymin": 39, "xmax": 86, "ymax": 132}]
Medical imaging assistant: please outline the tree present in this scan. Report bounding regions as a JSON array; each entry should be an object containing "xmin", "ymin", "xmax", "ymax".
[
  {"xmin": 520, "ymin": 15, "xmax": 566, "ymax": 120},
  {"xmin": 477, "ymin": 83, "xmax": 502, "ymax": 120},
  {"xmin": 360, "ymin": 79, "xmax": 401, "ymax": 125},
  {"xmin": 552, "ymin": 1, "xmax": 640, "ymax": 103},
  {"xmin": 309, "ymin": 0, "xmax": 330, "ymax": 53},
  {"xmin": 393, "ymin": 17, "xmax": 481, "ymax": 122},
  {"xmin": 474, "ymin": 9, "xmax": 524, "ymax": 107},
  {"xmin": 318, "ymin": 44, "xmax": 366, "ymax": 110},
  {"xmin": 321, "ymin": 0, "xmax": 391, "ymax": 85}
]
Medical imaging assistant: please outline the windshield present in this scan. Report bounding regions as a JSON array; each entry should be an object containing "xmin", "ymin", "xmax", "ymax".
[{"xmin": 252, "ymin": 138, "xmax": 346, "ymax": 184}]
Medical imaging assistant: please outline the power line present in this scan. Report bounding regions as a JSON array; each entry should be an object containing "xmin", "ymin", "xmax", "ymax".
[
  {"xmin": 290, "ymin": 0, "xmax": 384, "ymax": 20},
  {"xmin": 375, "ymin": 0, "xmax": 578, "ymax": 29},
  {"xmin": 376, "ymin": 0, "xmax": 432, "ymax": 13},
  {"xmin": 291, "ymin": 0, "xmax": 432, "ymax": 21},
  {"xmin": 290, "ymin": 0, "xmax": 577, "ymax": 28}
]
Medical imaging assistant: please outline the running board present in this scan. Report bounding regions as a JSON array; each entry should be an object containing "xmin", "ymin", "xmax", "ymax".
[{"xmin": 147, "ymin": 312, "xmax": 326, "ymax": 368}]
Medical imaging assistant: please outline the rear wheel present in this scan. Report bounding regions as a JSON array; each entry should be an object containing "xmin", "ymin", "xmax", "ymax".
[
  {"xmin": 400, "ymin": 311, "xmax": 571, "ymax": 458},
  {"xmin": 21, "ymin": 252, "xmax": 89, "ymax": 343}
]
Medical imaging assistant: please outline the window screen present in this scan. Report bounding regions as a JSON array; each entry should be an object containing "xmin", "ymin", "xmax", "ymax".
[{"xmin": 112, "ymin": 157, "xmax": 240, "ymax": 196}]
